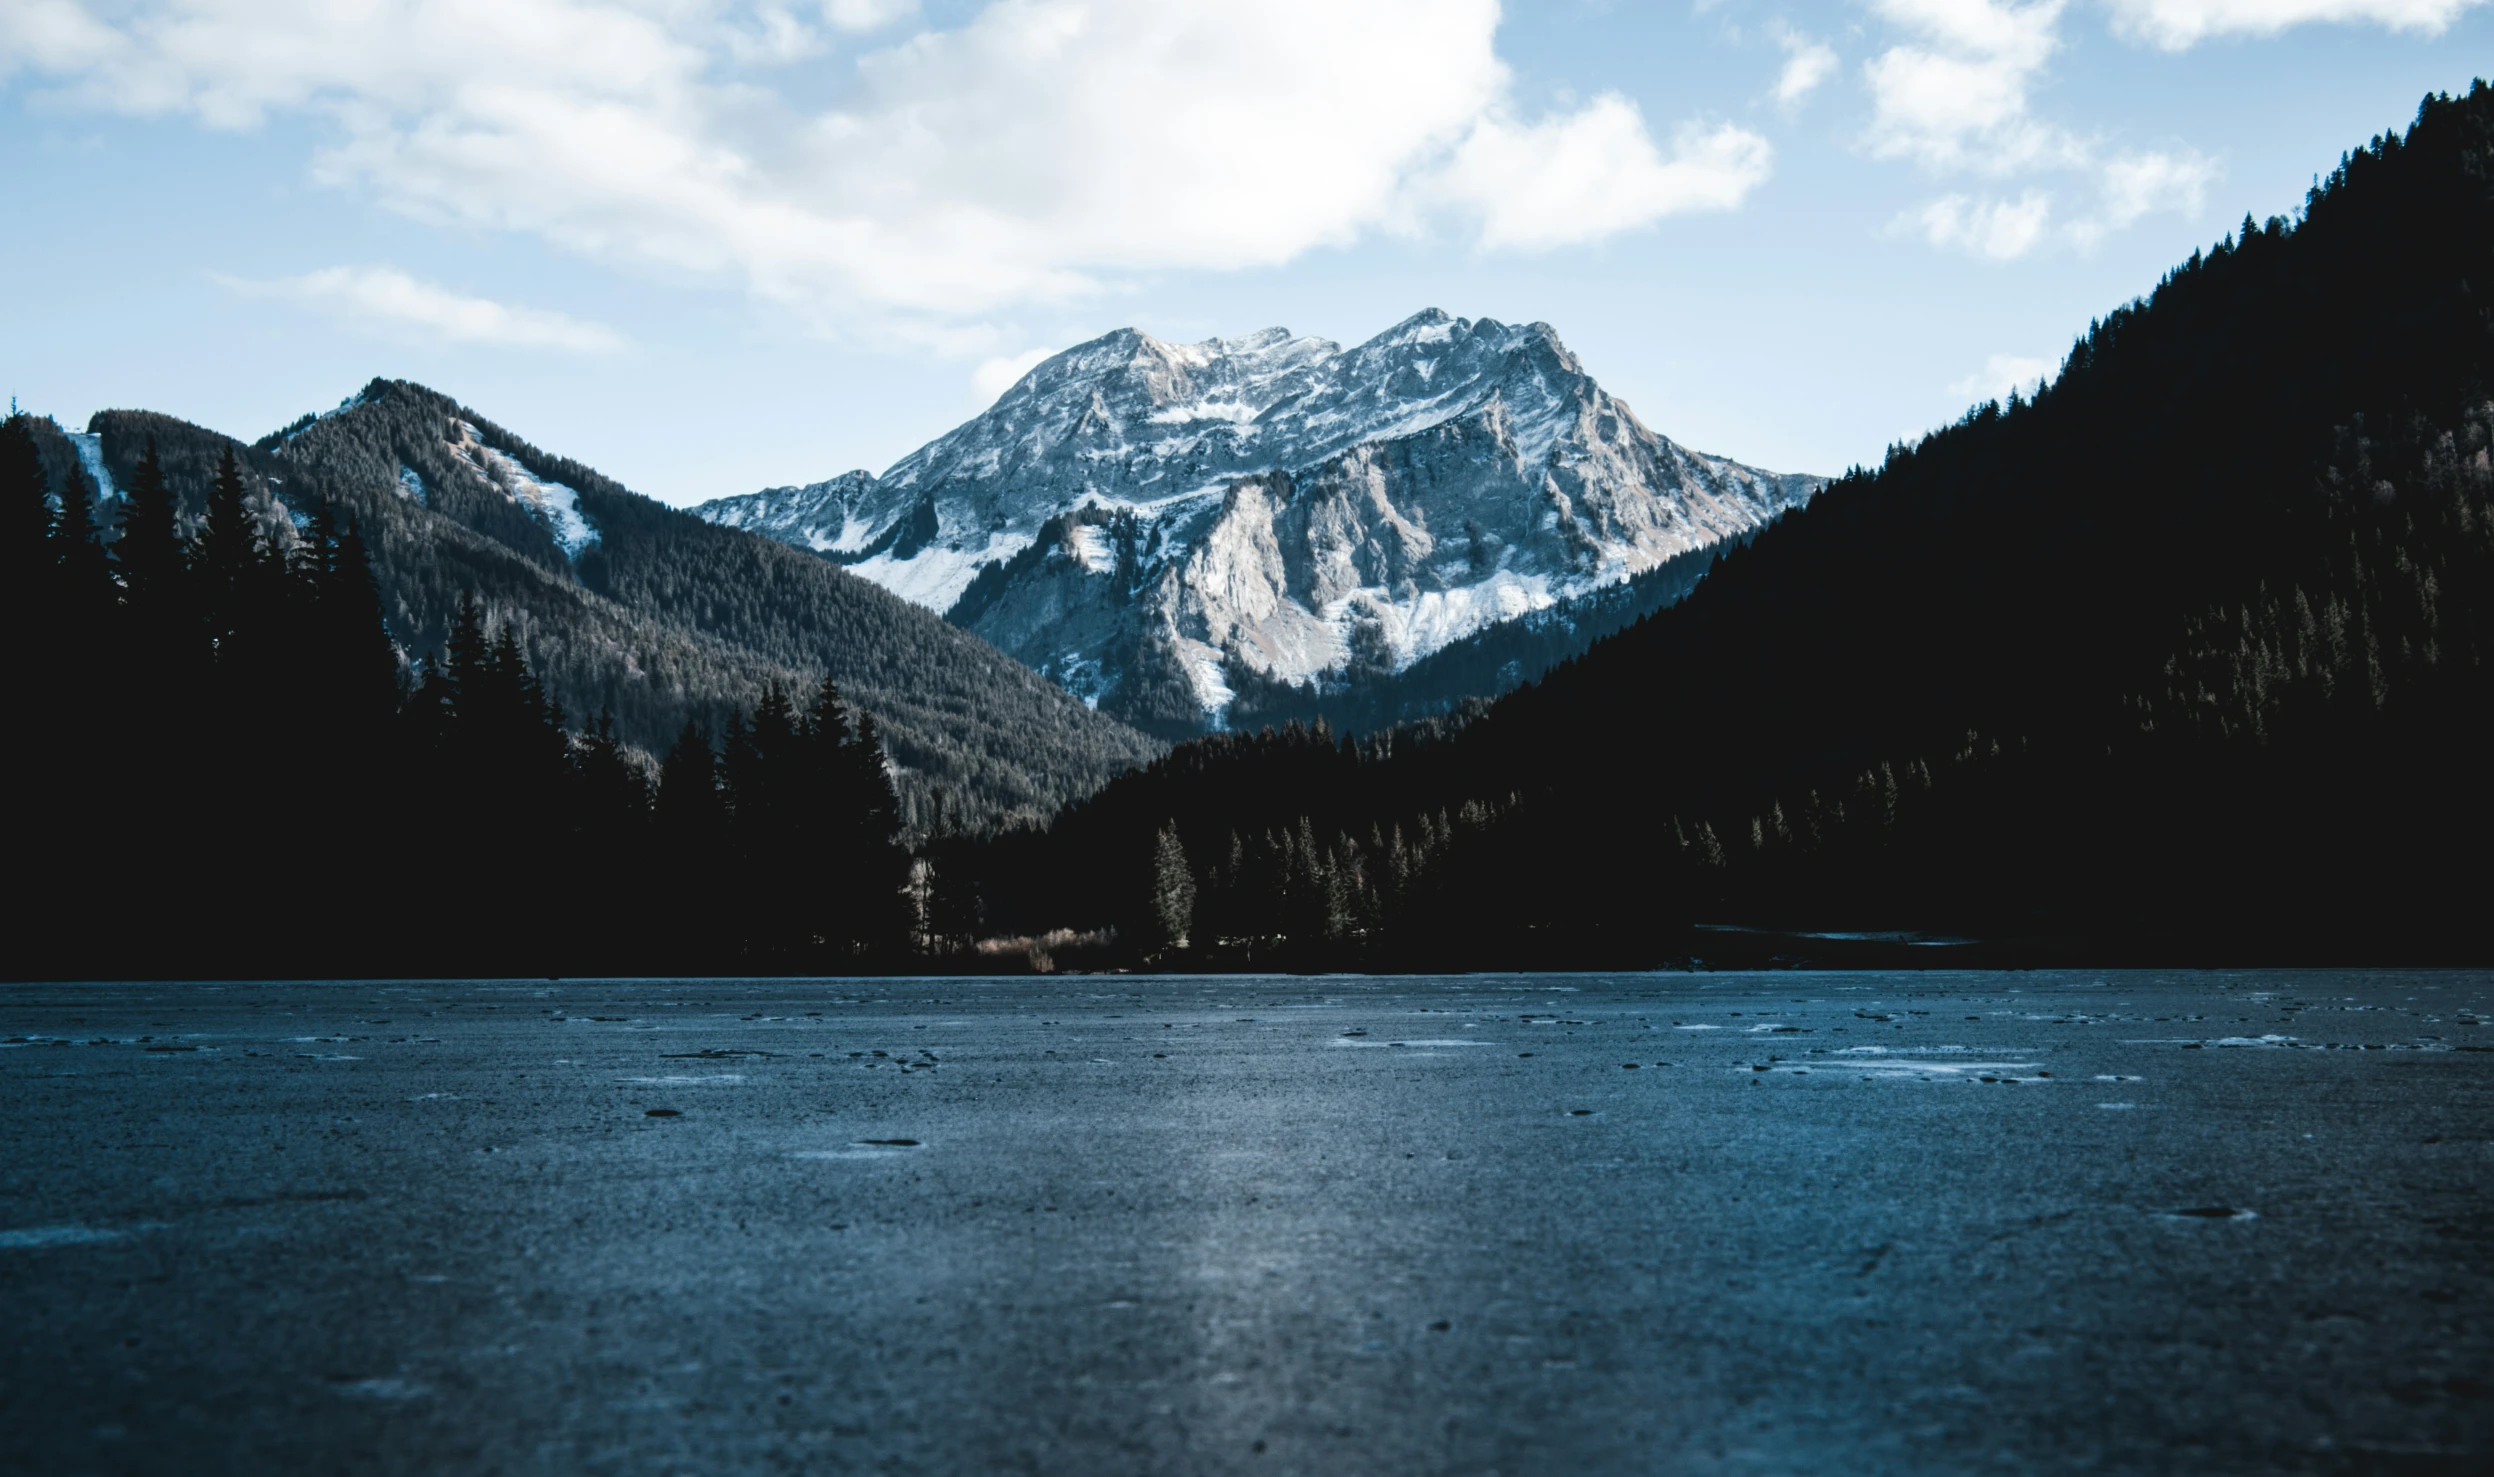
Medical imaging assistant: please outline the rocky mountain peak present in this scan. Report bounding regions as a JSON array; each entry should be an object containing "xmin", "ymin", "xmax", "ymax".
[{"xmin": 697, "ymin": 312, "xmax": 1822, "ymax": 734}]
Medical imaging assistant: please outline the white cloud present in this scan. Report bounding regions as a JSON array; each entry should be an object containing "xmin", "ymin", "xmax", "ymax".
[
  {"xmin": 1912, "ymin": 192, "xmax": 2055, "ymax": 257},
  {"xmin": 971, "ymin": 347, "xmax": 1054, "ymax": 406},
  {"xmin": 1949, "ymin": 352, "xmax": 2054, "ymax": 401},
  {"xmin": 1433, "ymin": 104, "xmax": 1772, "ymax": 251},
  {"xmin": 1861, "ymin": 0, "xmax": 2223, "ymax": 256},
  {"xmin": 6, "ymin": 0, "xmax": 1763, "ymax": 341},
  {"xmin": 2106, "ymin": 0, "xmax": 2487, "ymax": 49},
  {"xmin": 1863, "ymin": 0, "xmax": 2073, "ymax": 173},
  {"xmin": 726, "ymin": 7, "xmax": 830, "ymax": 64},
  {"xmin": 2068, "ymin": 147, "xmax": 2220, "ymax": 243},
  {"xmin": 826, "ymin": 0, "xmax": 919, "ymax": 34},
  {"xmin": 1770, "ymin": 27, "xmax": 1839, "ymax": 106},
  {"xmin": 0, "ymin": 0, "xmax": 120, "ymax": 73},
  {"xmin": 224, "ymin": 266, "xmax": 627, "ymax": 353}
]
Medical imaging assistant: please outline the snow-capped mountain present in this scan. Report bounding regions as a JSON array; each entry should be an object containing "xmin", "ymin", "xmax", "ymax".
[{"xmin": 699, "ymin": 310, "xmax": 1821, "ymax": 733}]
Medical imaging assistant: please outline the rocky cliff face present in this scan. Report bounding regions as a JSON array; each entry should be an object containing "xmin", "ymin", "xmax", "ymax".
[{"xmin": 699, "ymin": 310, "xmax": 1820, "ymax": 734}]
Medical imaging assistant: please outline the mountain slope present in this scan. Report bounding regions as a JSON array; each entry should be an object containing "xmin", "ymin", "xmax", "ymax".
[
  {"xmin": 701, "ymin": 311, "xmax": 1818, "ymax": 735},
  {"xmin": 1214, "ymin": 527, "xmax": 1759, "ymax": 735},
  {"xmin": 967, "ymin": 81, "xmax": 2494, "ymax": 964},
  {"xmin": 77, "ymin": 381, "xmax": 1160, "ymax": 826}
]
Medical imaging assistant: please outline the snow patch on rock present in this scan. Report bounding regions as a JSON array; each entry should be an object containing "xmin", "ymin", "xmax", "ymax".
[
  {"xmin": 65, "ymin": 432, "xmax": 118, "ymax": 503},
  {"xmin": 851, "ymin": 529, "xmax": 1032, "ymax": 612}
]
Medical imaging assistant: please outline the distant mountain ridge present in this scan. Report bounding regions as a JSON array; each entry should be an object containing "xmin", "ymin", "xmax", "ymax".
[
  {"xmin": 700, "ymin": 310, "xmax": 1820, "ymax": 735},
  {"xmin": 42, "ymin": 381, "xmax": 1159, "ymax": 827}
]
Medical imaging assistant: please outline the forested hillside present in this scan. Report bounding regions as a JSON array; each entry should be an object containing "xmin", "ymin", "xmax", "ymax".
[
  {"xmin": 71, "ymin": 383, "xmax": 1158, "ymax": 828},
  {"xmin": 951, "ymin": 81, "xmax": 2494, "ymax": 966},
  {"xmin": 5, "ymin": 419, "xmax": 924, "ymax": 977}
]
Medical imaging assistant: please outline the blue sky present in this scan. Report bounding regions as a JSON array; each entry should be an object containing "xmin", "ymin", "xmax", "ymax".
[{"xmin": 3, "ymin": 0, "xmax": 2487, "ymax": 505}]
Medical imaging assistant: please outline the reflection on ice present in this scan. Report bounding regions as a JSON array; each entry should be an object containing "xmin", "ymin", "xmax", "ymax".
[{"xmin": 0, "ymin": 1224, "xmax": 130, "ymax": 1249}]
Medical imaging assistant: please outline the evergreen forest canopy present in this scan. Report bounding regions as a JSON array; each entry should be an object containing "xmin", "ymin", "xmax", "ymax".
[
  {"xmin": 53, "ymin": 382, "xmax": 1159, "ymax": 832},
  {"xmin": 3, "ymin": 429, "xmax": 924, "ymax": 977},
  {"xmin": 942, "ymin": 80, "xmax": 2494, "ymax": 968},
  {"xmin": 9, "ymin": 81, "xmax": 2492, "ymax": 978}
]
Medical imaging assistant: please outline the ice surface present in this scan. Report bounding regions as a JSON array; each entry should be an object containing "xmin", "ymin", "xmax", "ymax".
[{"xmin": 0, "ymin": 1223, "xmax": 129, "ymax": 1248}]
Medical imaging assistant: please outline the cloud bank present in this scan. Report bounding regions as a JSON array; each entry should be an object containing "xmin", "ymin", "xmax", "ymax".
[
  {"xmin": 1861, "ymin": 0, "xmax": 2223, "ymax": 258},
  {"xmin": 2, "ymin": 0, "xmax": 1771, "ymax": 340},
  {"xmin": 1858, "ymin": 0, "xmax": 2468, "ymax": 260},
  {"xmin": 2106, "ymin": 0, "xmax": 2486, "ymax": 49}
]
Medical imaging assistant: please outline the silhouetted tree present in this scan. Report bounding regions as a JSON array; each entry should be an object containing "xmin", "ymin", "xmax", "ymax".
[{"xmin": 113, "ymin": 438, "xmax": 183, "ymax": 618}]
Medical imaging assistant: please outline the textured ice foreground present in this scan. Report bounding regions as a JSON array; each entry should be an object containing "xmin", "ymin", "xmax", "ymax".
[{"xmin": 1, "ymin": 970, "xmax": 2487, "ymax": 1474}]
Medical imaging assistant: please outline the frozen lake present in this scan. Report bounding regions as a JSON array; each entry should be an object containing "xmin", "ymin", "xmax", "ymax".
[{"xmin": 3, "ymin": 971, "xmax": 2489, "ymax": 1474}]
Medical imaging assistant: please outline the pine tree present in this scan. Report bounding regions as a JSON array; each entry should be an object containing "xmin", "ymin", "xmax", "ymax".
[
  {"xmin": 718, "ymin": 708, "xmax": 754, "ymax": 823},
  {"xmin": 442, "ymin": 590, "xmax": 489, "ymax": 715},
  {"xmin": 574, "ymin": 709, "xmax": 651, "ymax": 838},
  {"xmin": 652, "ymin": 713, "xmax": 728, "ymax": 962},
  {"xmin": 744, "ymin": 682, "xmax": 800, "ymax": 830},
  {"xmin": 846, "ymin": 712, "xmax": 902, "ymax": 855},
  {"xmin": 1145, "ymin": 823, "xmax": 1196, "ymax": 957},
  {"xmin": 325, "ymin": 515, "xmax": 400, "ymax": 726},
  {"xmin": 484, "ymin": 621, "xmax": 568, "ymax": 789},
  {"xmin": 2, "ymin": 416, "xmax": 72, "ymax": 927},
  {"xmin": 917, "ymin": 786, "xmax": 985, "ymax": 954},
  {"xmin": 1, "ymin": 417, "xmax": 49, "ymax": 615},
  {"xmin": 656, "ymin": 717, "xmax": 723, "ymax": 839},
  {"xmin": 807, "ymin": 673, "xmax": 854, "ymax": 752},
  {"xmin": 846, "ymin": 710, "xmax": 910, "ymax": 956},
  {"xmin": 113, "ymin": 438, "xmax": 183, "ymax": 616},
  {"xmin": 52, "ymin": 461, "xmax": 113, "ymax": 612},
  {"xmin": 409, "ymin": 651, "xmax": 455, "ymax": 747},
  {"xmin": 191, "ymin": 445, "xmax": 257, "ymax": 654},
  {"xmin": 487, "ymin": 624, "xmax": 530, "ymax": 729}
]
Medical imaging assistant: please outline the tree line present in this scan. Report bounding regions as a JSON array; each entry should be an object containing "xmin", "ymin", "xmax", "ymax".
[
  {"xmin": 934, "ymin": 81, "xmax": 2494, "ymax": 969},
  {"xmin": 6, "ymin": 425, "xmax": 914, "ymax": 979},
  {"xmin": 84, "ymin": 381, "xmax": 1160, "ymax": 835}
]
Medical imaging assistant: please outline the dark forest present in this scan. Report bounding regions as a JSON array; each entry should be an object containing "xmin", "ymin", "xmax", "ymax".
[
  {"xmin": 943, "ymin": 81, "xmax": 2494, "ymax": 969},
  {"xmin": 10, "ymin": 82, "xmax": 2494, "ymax": 977},
  {"xmin": 4, "ymin": 433, "xmax": 915, "ymax": 978},
  {"xmin": 58, "ymin": 384, "xmax": 1160, "ymax": 833}
]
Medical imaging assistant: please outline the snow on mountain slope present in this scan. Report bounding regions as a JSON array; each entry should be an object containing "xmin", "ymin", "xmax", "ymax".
[
  {"xmin": 66, "ymin": 432, "xmax": 119, "ymax": 502},
  {"xmin": 444, "ymin": 419, "xmax": 599, "ymax": 558},
  {"xmin": 702, "ymin": 470, "xmax": 880, "ymax": 554},
  {"xmin": 699, "ymin": 310, "xmax": 1821, "ymax": 733}
]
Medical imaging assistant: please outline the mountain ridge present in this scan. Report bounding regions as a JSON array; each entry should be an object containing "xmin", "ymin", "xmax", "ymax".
[
  {"xmin": 54, "ymin": 380, "xmax": 1161, "ymax": 827},
  {"xmin": 700, "ymin": 310, "xmax": 1820, "ymax": 735}
]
